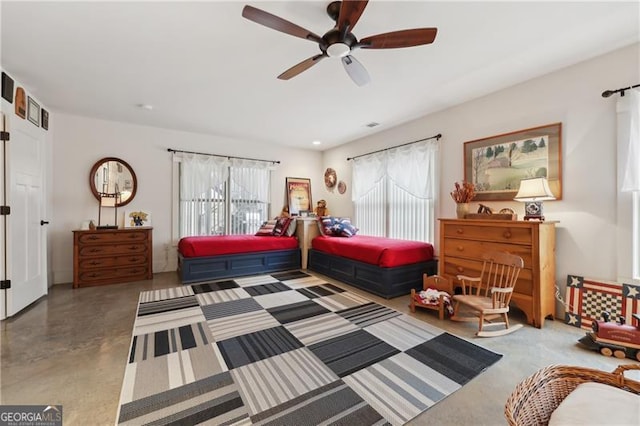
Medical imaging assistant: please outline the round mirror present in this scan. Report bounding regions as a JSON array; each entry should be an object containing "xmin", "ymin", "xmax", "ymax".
[{"xmin": 89, "ymin": 157, "xmax": 137, "ymax": 207}]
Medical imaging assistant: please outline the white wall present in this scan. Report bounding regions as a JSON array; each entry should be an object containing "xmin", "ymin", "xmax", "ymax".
[
  {"xmin": 51, "ymin": 115, "xmax": 322, "ymax": 283},
  {"xmin": 322, "ymin": 43, "xmax": 640, "ymax": 316}
]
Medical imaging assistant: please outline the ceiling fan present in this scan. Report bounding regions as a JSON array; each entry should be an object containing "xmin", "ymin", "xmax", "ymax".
[{"xmin": 242, "ymin": 1, "xmax": 437, "ymax": 86}]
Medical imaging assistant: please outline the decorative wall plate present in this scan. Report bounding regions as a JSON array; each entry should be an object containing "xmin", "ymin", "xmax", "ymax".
[
  {"xmin": 324, "ymin": 168, "xmax": 337, "ymax": 189},
  {"xmin": 337, "ymin": 180, "xmax": 347, "ymax": 194}
]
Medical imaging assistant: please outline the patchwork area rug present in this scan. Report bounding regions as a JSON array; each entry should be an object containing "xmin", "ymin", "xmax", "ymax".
[
  {"xmin": 565, "ymin": 274, "xmax": 640, "ymax": 330},
  {"xmin": 117, "ymin": 271, "xmax": 502, "ymax": 425}
]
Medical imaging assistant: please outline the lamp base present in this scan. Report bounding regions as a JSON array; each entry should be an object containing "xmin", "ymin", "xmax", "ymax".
[{"xmin": 523, "ymin": 201, "xmax": 545, "ymax": 221}]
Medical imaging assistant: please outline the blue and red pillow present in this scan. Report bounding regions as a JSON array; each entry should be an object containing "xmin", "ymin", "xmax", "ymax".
[
  {"xmin": 320, "ymin": 216, "xmax": 358, "ymax": 237},
  {"xmin": 256, "ymin": 216, "xmax": 296, "ymax": 237}
]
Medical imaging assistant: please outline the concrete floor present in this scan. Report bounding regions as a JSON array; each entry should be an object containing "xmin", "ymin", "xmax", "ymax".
[{"xmin": 1, "ymin": 271, "xmax": 637, "ymax": 425}]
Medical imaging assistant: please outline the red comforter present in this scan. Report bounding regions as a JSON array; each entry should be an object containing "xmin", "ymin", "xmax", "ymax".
[
  {"xmin": 311, "ymin": 235, "xmax": 434, "ymax": 268},
  {"xmin": 178, "ymin": 235, "xmax": 298, "ymax": 258}
]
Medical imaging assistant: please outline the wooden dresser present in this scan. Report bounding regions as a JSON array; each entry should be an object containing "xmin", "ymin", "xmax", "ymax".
[
  {"xmin": 73, "ymin": 228, "xmax": 153, "ymax": 288},
  {"xmin": 439, "ymin": 219, "xmax": 556, "ymax": 328}
]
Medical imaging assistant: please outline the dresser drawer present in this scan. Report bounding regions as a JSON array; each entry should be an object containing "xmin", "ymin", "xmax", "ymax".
[
  {"xmin": 442, "ymin": 223, "xmax": 533, "ymax": 245},
  {"xmin": 442, "ymin": 238, "xmax": 533, "ymax": 266},
  {"xmin": 79, "ymin": 255, "xmax": 147, "ymax": 270},
  {"xmin": 442, "ymin": 258, "xmax": 533, "ymax": 296},
  {"xmin": 79, "ymin": 243, "xmax": 148, "ymax": 257},
  {"xmin": 79, "ymin": 266, "xmax": 149, "ymax": 282},
  {"xmin": 78, "ymin": 231, "xmax": 148, "ymax": 244}
]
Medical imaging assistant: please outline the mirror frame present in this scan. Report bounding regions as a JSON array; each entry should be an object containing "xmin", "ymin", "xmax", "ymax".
[{"xmin": 89, "ymin": 157, "xmax": 137, "ymax": 207}]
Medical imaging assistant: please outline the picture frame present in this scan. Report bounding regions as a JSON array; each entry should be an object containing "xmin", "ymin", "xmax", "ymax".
[
  {"xmin": 124, "ymin": 210, "xmax": 152, "ymax": 228},
  {"xmin": 464, "ymin": 123, "xmax": 562, "ymax": 201},
  {"xmin": 27, "ymin": 96, "xmax": 40, "ymax": 126},
  {"xmin": 1, "ymin": 72, "xmax": 14, "ymax": 103},
  {"xmin": 41, "ymin": 108, "xmax": 49, "ymax": 130},
  {"xmin": 285, "ymin": 177, "xmax": 312, "ymax": 216},
  {"xmin": 15, "ymin": 87, "xmax": 26, "ymax": 119}
]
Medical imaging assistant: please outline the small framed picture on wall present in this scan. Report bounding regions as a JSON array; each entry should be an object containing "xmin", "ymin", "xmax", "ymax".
[
  {"xmin": 41, "ymin": 108, "xmax": 49, "ymax": 130},
  {"xmin": 27, "ymin": 96, "xmax": 40, "ymax": 127}
]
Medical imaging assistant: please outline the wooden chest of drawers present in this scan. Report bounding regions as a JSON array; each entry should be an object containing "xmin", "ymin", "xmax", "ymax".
[
  {"xmin": 439, "ymin": 219, "xmax": 556, "ymax": 328},
  {"xmin": 73, "ymin": 228, "xmax": 153, "ymax": 288}
]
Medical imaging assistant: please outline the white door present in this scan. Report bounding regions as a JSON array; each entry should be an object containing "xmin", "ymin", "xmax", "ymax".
[{"xmin": 1, "ymin": 124, "xmax": 47, "ymax": 319}]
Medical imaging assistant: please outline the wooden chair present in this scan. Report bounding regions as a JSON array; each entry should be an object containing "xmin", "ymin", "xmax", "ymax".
[
  {"xmin": 410, "ymin": 274, "xmax": 453, "ymax": 320},
  {"xmin": 451, "ymin": 251, "xmax": 524, "ymax": 337}
]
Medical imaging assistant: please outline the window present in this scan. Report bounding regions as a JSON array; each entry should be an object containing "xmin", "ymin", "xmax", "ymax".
[
  {"xmin": 176, "ymin": 154, "xmax": 271, "ymax": 237},
  {"xmin": 352, "ymin": 140, "xmax": 438, "ymax": 242},
  {"xmin": 617, "ymin": 88, "xmax": 640, "ymax": 281}
]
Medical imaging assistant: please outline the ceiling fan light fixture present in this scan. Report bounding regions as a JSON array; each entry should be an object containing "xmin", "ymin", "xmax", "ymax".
[{"xmin": 327, "ymin": 42, "xmax": 351, "ymax": 58}]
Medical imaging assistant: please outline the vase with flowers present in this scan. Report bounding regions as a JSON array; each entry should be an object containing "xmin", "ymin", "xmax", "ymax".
[{"xmin": 450, "ymin": 181, "xmax": 475, "ymax": 219}]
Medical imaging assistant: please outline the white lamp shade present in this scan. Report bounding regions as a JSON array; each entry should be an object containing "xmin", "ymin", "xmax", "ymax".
[{"xmin": 514, "ymin": 177, "xmax": 556, "ymax": 201}]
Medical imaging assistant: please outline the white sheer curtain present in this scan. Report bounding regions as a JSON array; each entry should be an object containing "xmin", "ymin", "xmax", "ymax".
[
  {"xmin": 620, "ymin": 89, "xmax": 640, "ymax": 192},
  {"xmin": 229, "ymin": 159, "xmax": 273, "ymax": 234},
  {"xmin": 617, "ymin": 89, "xmax": 640, "ymax": 280},
  {"xmin": 352, "ymin": 140, "xmax": 439, "ymax": 242},
  {"xmin": 177, "ymin": 153, "xmax": 229, "ymax": 237}
]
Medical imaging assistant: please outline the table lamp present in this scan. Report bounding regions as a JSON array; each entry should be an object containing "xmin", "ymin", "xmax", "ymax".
[
  {"xmin": 97, "ymin": 192, "xmax": 121, "ymax": 229},
  {"xmin": 514, "ymin": 177, "xmax": 555, "ymax": 221}
]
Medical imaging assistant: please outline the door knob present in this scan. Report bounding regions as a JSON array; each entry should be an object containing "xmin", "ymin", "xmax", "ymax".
[{"xmin": 40, "ymin": 220, "xmax": 50, "ymax": 226}]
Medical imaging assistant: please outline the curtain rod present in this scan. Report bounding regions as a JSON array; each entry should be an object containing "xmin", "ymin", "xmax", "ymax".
[
  {"xmin": 167, "ymin": 148, "xmax": 280, "ymax": 164},
  {"xmin": 346, "ymin": 133, "xmax": 442, "ymax": 161},
  {"xmin": 601, "ymin": 83, "xmax": 640, "ymax": 98}
]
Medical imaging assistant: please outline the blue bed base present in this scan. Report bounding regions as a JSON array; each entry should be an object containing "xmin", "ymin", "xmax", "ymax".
[
  {"xmin": 308, "ymin": 249, "xmax": 437, "ymax": 299},
  {"xmin": 178, "ymin": 248, "xmax": 301, "ymax": 284}
]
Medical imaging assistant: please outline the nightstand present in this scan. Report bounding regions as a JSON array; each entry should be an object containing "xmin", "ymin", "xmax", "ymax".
[{"xmin": 296, "ymin": 217, "xmax": 319, "ymax": 269}]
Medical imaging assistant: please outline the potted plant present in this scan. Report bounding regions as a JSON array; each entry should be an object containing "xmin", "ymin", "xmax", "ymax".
[{"xmin": 450, "ymin": 181, "xmax": 475, "ymax": 218}]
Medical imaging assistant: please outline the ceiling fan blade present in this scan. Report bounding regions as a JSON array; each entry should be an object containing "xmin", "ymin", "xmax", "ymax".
[
  {"xmin": 278, "ymin": 54, "xmax": 326, "ymax": 80},
  {"xmin": 341, "ymin": 55, "xmax": 370, "ymax": 87},
  {"xmin": 242, "ymin": 5, "xmax": 322, "ymax": 43},
  {"xmin": 337, "ymin": 0, "xmax": 368, "ymax": 33},
  {"xmin": 360, "ymin": 28, "xmax": 438, "ymax": 49}
]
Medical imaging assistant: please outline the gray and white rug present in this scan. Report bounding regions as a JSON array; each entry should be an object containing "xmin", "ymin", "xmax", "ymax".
[{"xmin": 117, "ymin": 271, "xmax": 502, "ymax": 425}]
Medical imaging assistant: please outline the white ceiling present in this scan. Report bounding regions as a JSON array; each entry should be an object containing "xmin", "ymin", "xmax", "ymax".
[{"xmin": 1, "ymin": 1, "xmax": 638, "ymax": 150}]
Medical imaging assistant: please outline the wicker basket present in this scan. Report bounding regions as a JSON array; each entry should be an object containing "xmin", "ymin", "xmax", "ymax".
[{"xmin": 504, "ymin": 364, "xmax": 640, "ymax": 426}]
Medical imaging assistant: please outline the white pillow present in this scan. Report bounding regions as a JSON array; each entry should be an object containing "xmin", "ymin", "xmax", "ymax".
[{"xmin": 549, "ymin": 382, "xmax": 640, "ymax": 425}]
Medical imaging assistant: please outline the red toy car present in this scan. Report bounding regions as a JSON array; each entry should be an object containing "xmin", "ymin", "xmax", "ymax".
[{"xmin": 579, "ymin": 312, "xmax": 640, "ymax": 361}]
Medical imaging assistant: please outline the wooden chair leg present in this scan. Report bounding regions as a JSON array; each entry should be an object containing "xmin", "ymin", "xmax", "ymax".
[
  {"xmin": 438, "ymin": 294, "xmax": 445, "ymax": 320},
  {"xmin": 410, "ymin": 289, "xmax": 416, "ymax": 313}
]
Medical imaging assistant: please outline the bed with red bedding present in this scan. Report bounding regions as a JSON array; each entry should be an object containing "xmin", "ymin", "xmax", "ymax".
[
  {"xmin": 308, "ymin": 235, "xmax": 437, "ymax": 298},
  {"xmin": 178, "ymin": 235, "xmax": 300, "ymax": 283}
]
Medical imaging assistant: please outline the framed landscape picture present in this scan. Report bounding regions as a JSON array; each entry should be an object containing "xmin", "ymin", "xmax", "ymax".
[
  {"xmin": 464, "ymin": 123, "xmax": 562, "ymax": 201},
  {"xmin": 286, "ymin": 177, "xmax": 311, "ymax": 215}
]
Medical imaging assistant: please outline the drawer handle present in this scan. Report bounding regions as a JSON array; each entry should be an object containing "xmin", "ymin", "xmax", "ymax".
[
  {"xmin": 90, "ymin": 261, "xmax": 100, "ymax": 265},
  {"xmin": 88, "ymin": 235, "xmax": 99, "ymax": 240},
  {"xmin": 456, "ymin": 228, "xmax": 464, "ymax": 234},
  {"xmin": 128, "ymin": 235, "xmax": 137, "ymax": 239},
  {"xmin": 129, "ymin": 246, "xmax": 138, "ymax": 251},
  {"xmin": 129, "ymin": 258, "xmax": 139, "ymax": 262},
  {"xmin": 88, "ymin": 273, "xmax": 98, "ymax": 278},
  {"xmin": 456, "ymin": 245, "xmax": 464, "ymax": 251},
  {"xmin": 89, "ymin": 248, "xmax": 101, "ymax": 253},
  {"xmin": 503, "ymin": 231, "xmax": 512, "ymax": 238}
]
